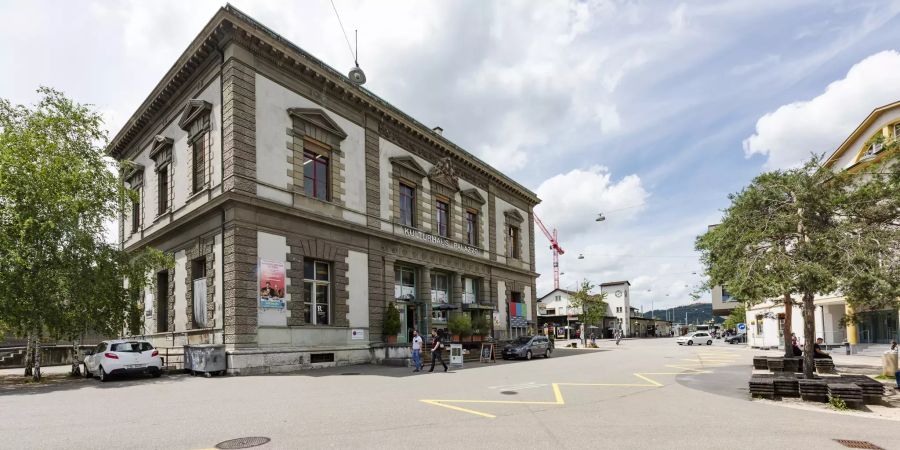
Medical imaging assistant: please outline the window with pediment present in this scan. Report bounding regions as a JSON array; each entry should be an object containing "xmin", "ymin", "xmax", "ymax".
[{"xmin": 178, "ymin": 100, "xmax": 212, "ymax": 195}]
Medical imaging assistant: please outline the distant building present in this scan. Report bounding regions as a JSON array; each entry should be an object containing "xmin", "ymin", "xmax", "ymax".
[
  {"xmin": 600, "ymin": 281, "xmax": 632, "ymax": 336},
  {"xmin": 536, "ymin": 289, "xmax": 580, "ymax": 339},
  {"xmin": 706, "ymin": 225, "xmax": 740, "ymax": 317}
]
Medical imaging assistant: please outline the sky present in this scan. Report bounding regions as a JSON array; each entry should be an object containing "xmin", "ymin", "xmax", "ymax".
[{"xmin": 4, "ymin": 0, "xmax": 900, "ymax": 311}]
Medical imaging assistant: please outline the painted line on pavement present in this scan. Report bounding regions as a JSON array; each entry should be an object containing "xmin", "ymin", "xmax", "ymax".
[{"xmin": 420, "ymin": 362, "xmax": 713, "ymax": 418}]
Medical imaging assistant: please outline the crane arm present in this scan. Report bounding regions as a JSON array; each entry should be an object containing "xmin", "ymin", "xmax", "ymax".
[{"xmin": 533, "ymin": 213, "xmax": 565, "ymax": 255}]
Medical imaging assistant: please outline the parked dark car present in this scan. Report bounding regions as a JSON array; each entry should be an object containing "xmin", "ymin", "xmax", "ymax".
[
  {"xmin": 725, "ymin": 333, "xmax": 747, "ymax": 344},
  {"xmin": 501, "ymin": 336, "xmax": 551, "ymax": 360}
]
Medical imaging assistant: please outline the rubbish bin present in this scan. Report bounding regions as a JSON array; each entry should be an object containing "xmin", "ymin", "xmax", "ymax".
[
  {"xmin": 183, "ymin": 344, "xmax": 226, "ymax": 377},
  {"xmin": 882, "ymin": 351, "xmax": 898, "ymax": 378}
]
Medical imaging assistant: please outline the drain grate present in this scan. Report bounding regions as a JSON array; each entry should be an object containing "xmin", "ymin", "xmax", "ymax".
[
  {"xmin": 833, "ymin": 439, "xmax": 884, "ymax": 449},
  {"xmin": 500, "ymin": 391, "xmax": 518, "ymax": 395},
  {"xmin": 215, "ymin": 437, "xmax": 271, "ymax": 449}
]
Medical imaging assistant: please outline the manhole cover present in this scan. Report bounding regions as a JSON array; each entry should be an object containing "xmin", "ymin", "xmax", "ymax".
[
  {"xmin": 500, "ymin": 391, "xmax": 518, "ymax": 395},
  {"xmin": 340, "ymin": 372, "xmax": 360, "ymax": 376},
  {"xmin": 833, "ymin": 439, "xmax": 884, "ymax": 449},
  {"xmin": 215, "ymin": 437, "xmax": 271, "ymax": 449}
]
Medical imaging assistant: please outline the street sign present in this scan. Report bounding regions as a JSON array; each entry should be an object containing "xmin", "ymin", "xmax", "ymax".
[{"xmin": 737, "ymin": 323, "xmax": 746, "ymax": 331}]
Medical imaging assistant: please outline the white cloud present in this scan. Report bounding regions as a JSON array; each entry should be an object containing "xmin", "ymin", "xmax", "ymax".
[
  {"xmin": 535, "ymin": 166, "xmax": 648, "ymax": 238},
  {"xmin": 743, "ymin": 50, "xmax": 900, "ymax": 169}
]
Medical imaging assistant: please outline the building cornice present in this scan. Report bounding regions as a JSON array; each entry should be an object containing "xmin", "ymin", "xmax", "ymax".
[{"xmin": 107, "ymin": 4, "xmax": 540, "ymax": 206}]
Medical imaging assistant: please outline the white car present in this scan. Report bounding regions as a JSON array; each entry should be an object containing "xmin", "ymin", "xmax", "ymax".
[
  {"xmin": 677, "ymin": 332, "xmax": 713, "ymax": 346},
  {"xmin": 83, "ymin": 340, "xmax": 163, "ymax": 382}
]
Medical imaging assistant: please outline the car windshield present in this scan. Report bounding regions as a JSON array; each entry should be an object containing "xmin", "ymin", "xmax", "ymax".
[
  {"xmin": 110, "ymin": 342, "xmax": 143, "ymax": 352},
  {"xmin": 513, "ymin": 337, "xmax": 532, "ymax": 345}
]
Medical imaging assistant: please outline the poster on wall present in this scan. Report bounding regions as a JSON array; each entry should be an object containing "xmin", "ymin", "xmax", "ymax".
[{"xmin": 258, "ymin": 259, "xmax": 286, "ymax": 309}]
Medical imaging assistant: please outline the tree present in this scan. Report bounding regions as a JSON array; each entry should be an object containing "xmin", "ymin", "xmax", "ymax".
[
  {"xmin": 0, "ymin": 88, "xmax": 171, "ymax": 381},
  {"xmin": 697, "ymin": 154, "xmax": 900, "ymax": 377},
  {"xmin": 569, "ymin": 279, "xmax": 608, "ymax": 338}
]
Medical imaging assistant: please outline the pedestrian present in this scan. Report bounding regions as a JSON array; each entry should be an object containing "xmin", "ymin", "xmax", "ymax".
[
  {"xmin": 614, "ymin": 329, "xmax": 622, "ymax": 345},
  {"xmin": 428, "ymin": 328, "xmax": 448, "ymax": 373},
  {"xmin": 590, "ymin": 333, "xmax": 596, "ymax": 346},
  {"xmin": 411, "ymin": 330, "xmax": 423, "ymax": 372}
]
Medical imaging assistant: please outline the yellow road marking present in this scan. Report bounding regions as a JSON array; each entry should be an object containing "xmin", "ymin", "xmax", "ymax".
[
  {"xmin": 421, "ymin": 400, "xmax": 498, "ymax": 418},
  {"xmin": 421, "ymin": 363, "xmax": 718, "ymax": 418}
]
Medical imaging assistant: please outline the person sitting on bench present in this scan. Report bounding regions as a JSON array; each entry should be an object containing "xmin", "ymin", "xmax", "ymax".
[{"xmin": 813, "ymin": 337, "xmax": 831, "ymax": 359}]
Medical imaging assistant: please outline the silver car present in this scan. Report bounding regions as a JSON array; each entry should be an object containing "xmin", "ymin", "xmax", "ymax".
[{"xmin": 501, "ymin": 336, "xmax": 552, "ymax": 360}]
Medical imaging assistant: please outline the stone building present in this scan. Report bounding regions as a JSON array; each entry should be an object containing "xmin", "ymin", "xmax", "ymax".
[{"xmin": 109, "ymin": 5, "xmax": 539, "ymax": 374}]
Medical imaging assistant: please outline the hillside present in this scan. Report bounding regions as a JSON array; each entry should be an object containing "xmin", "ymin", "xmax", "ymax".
[{"xmin": 641, "ymin": 302, "xmax": 724, "ymax": 325}]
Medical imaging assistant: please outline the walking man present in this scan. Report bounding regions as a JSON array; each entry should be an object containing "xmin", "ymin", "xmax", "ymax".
[
  {"xmin": 411, "ymin": 330, "xmax": 423, "ymax": 372},
  {"xmin": 428, "ymin": 328, "xmax": 448, "ymax": 373}
]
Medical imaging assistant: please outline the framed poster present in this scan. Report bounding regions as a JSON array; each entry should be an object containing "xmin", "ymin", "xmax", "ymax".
[{"xmin": 258, "ymin": 259, "xmax": 286, "ymax": 309}]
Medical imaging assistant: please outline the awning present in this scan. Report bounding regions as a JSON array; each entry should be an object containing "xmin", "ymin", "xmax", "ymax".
[
  {"xmin": 462, "ymin": 303, "xmax": 493, "ymax": 310},
  {"xmin": 432, "ymin": 303, "xmax": 459, "ymax": 310}
]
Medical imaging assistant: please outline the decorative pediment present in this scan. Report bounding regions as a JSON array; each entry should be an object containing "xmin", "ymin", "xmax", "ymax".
[
  {"xmin": 389, "ymin": 156, "xmax": 427, "ymax": 181},
  {"xmin": 460, "ymin": 188, "xmax": 486, "ymax": 206},
  {"xmin": 123, "ymin": 163, "xmax": 145, "ymax": 186},
  {"xmin": 504, "ymin": 209, "xmax": 525, "ymax": 224},
  {"xmin": 148, "ymin": 135, "xmax": 173, "ymax": 164},
  {"xmin": 288, "ymin": 108, "xmax": 347, "ymax": 148},
  {"xmin": 177, "ymin": 99, "xmax": 212, "ymax": 131},
  {"xmin": 428, "ymin": 157, "xmax": 459, "ymax": 191}
]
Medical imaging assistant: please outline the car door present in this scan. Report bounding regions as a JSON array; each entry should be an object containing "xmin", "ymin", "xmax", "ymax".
[{"xmin": 88, "ymin": 343, "xmax": 105, "ymax": 372}]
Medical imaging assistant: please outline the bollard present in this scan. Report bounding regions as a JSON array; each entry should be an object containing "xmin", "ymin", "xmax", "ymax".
[{"xmin": 844, "ymin": 341, "xmax": 850, "ymax": 355}]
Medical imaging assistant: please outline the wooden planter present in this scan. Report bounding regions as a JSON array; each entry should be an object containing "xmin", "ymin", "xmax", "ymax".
[
  {"xmin": 473, "ymin": 335, "xmax": 483, "ymax": 342},
  {"xmin": 386, "ymin": 335, "xmax": 397, "ymax": 344},
  {"xmin": 452, "ymin": 334, "xmax": 460, "ymax": 342}
]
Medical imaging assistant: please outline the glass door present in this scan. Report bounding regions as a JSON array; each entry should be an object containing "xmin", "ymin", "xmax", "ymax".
[{"xmin": 396, "ymin": 302, "xmax": 408, "ymax": 344}]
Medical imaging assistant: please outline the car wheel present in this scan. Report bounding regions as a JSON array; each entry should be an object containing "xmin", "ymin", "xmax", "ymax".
[
  {"xmin": 707, "ymin": 340, "xmax": 713, "ymax": 345},
  {"xmin": 83, "ymin": 364, "xmax": 91, "ymax": 379},
  {"xmin": 526, "ymin": 350, "xmax": 533, "ymax": 360},
  {"xmin": 99, "ymin": 366, "xmax": 108, "ymax": 382},
  {"xmin": 152, "ymin": 370, "xmax": 162, "ymax": 378},
  {"xmin": 687, "ymin": 340, "xmax": 693, "ymax": 346}
]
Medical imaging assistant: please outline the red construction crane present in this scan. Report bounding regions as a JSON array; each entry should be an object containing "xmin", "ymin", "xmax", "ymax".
[{"xmin": 533, "ymin": 213, "xmax": 565, "ymax": 290}]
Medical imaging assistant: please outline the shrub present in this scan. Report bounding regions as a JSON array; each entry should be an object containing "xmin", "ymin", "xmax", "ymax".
[
  {"xmin": 383, "ymin": 302, "xmax": 401, "ymax": 339},
  {"xmin": 448, "ymin": 314, "xmax": 472, "ymax": 339}
]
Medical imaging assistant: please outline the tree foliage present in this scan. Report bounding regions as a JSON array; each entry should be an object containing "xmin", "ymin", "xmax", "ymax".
[
  {"xmin": 696, "ymin": 153, "xmax": 900, "ymax": 376},
  {"xmin": 722, "ymin": 303, "xmax": 746, "ymax": 331},
  {"xmin": 0, "ymin": 88, "xmax": 172, "ymax": 379},
  {"xmin": 569, "ymin": 279, "xmax": 608, "ymax": 329}
]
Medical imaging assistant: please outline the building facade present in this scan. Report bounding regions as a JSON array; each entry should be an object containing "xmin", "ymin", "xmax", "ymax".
[
  {"xmin": 600, "ymin": 281, "xmax": 632, "ymax": 336},
  {"xmin": 110, "ymin": 6, "xmax": 539, "ymax": 374},
  {"xmin": 536, "ymin": 289, "xmax": 580, "ymax": 339},
  {"xmin": 747, "ymin": 100, "xmax": 900, "ymax": 350}
]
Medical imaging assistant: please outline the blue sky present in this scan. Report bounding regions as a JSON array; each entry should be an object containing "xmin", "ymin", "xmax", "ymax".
[{"xmin": 4, "ymin": 0, "xmax": 900, "ymax": 309}]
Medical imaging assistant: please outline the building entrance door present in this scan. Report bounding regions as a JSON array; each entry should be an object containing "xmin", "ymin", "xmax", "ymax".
[
  {"xmin": 858, "ymin": 310, "xmax": 899, "ymax": 344},
  {"xmin": 396, "ymin": 302, "xmax": 409, "ymax": 344}
]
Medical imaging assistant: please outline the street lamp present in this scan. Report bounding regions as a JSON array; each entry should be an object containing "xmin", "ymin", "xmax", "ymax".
[{"xmin": 596, "ymin": 213, "xmax": 606, "ymax": 222}]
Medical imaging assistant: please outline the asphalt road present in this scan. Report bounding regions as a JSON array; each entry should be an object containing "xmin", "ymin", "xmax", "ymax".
[{"xmin": 1, "ymin": 339, "xmax": 897, "ymax": 450}]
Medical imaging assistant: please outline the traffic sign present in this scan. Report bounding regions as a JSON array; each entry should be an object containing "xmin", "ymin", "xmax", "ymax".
[{"xmin": 737, "ymin": 323, "xmax": 746, "ymax": 331}]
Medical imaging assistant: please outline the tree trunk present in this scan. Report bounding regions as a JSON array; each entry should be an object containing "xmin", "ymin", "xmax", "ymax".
[
  {"xmin": 32, "ymin": 332, "xmax": 42, "ymax": 382},
  {"xmin": 70, "ymin": 339, "xmax": 81, "ymax": 377},
  {"xmin": 783, "ymin": 293, "xmax": 793, "ymax": 358},
  {"xmin": 802, "ymin": 292, "xmax": 816, "ymax": 378},
  {"xmin": 23, "ymin": 333, "xmax": 33, "ymax": 377}
]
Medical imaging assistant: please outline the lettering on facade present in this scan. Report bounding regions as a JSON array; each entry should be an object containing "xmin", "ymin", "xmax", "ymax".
[{"xmin": 400, "ymin": 226, "xmax": 483, "ymax": 256}]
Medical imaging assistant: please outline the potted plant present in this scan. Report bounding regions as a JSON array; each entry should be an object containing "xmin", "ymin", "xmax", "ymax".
[
  {"xmin": 384, "ymin": 302, "xmax": 401, "ymax": 344},
  {"xmin": 448, "ymin": 313, "xmax": 472, "ymax": 343},
  {"xmin": 471, "ymin": 315, "xmax": 489, "ymax": 342}
]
